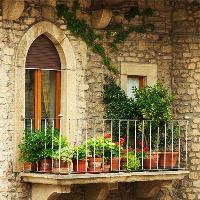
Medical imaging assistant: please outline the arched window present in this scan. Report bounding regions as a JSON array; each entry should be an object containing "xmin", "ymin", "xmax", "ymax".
[{"xmin": 25, "ymin": 34, "xmax": 61, "ymax": 129}]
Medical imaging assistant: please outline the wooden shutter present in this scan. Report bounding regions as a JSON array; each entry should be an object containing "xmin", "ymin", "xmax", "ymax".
[{"xmin": 25, "ymin": 34, "xmax": 61, "ymax": 70}]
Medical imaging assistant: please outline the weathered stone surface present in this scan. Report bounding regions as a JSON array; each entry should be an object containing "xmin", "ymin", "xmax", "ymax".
[{"xmin": 2, "ymin": 0, "xmax": 25, "ymax": 20}]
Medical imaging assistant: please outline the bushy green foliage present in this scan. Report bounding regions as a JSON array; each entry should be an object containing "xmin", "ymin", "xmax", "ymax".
[
  {"xmin": 19, "ymin": 129, "xmax": 67, "ymax": 163},
  {"xmin": 125, "ymin": 152, "xmax": 141, "ymax": 171},
  {"xmin": 134, "ymin": 84, "xmax": 173, "ymax": 122},
  {"xmin": 73, "ymin": 143, "xmax": 87, "ymax": 160},
  {"xmin": 52, "ymin": 146, "xmax": 73, "ymax": 162},
  {"xmin": 103, "ymin": 80, "xmax": 174, "ymax": 150},
  {"xmin": 103, "ymin": 77, "xmax": 136, "ymax": 120}
]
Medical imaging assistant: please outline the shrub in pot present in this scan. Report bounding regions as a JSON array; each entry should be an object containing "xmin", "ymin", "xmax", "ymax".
[
  {"xmin": 19, "ymin": 131, "xmax": 39, "ymax": 172},
  {"xmin": 73, "ymin": 143, "xmax": 87, "ymax": 173},
  {"xmin": 87, "ymin": 136, "xmax": 107, "ymax": 173},
  {"xmin": 19, "ymin": 128, "xmax": 67, "ymax": 173},
  {"xmin": 133, "ymin": 84, "xmax": 173, "ymax": 169},
  {"xmin": 51, "ymin": 146, "xmax": 73, "ymax": 174},
  {"xmin": 103, "ymin": 133, "xmax": 116, "ymax": 172}
]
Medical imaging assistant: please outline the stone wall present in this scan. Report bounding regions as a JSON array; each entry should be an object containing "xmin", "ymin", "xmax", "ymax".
[
  {"xmin": 172, "ymin": 1, "xmax": 200, "ymax": 199},
  {"xmin": 0, "ymin": 0, "xmax": 199, "ymax": 199}
]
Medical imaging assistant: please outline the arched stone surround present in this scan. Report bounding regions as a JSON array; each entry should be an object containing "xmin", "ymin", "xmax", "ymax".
[{"xmin": 14, "ymin": 21, "xmax": 77, "ymax": 171}]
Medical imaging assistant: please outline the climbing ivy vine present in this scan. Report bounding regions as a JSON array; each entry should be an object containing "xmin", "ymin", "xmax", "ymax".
[{"xmin": 56, "ymin": 1, "xmax": 154, "ymax": 74}]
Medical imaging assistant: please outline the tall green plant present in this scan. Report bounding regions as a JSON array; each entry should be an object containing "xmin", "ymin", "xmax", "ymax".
[
  {"xmin": 133, "ymin": 84, "xmax": 173, "ymax": 150},
  {"xmin": 133, "ymin": 84, "xmax": 173, "ymax": 122}
]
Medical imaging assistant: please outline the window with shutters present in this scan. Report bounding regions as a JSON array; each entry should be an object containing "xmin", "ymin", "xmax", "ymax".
[{"xmin": 25, "ymin": 34, "xmax": 61, "ymax": 129}]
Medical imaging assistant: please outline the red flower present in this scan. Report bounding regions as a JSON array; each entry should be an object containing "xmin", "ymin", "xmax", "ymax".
[
  {"xmin": 120, "ymin": 138, "xmax": 125, "ymax": 144},
  {"xmin": 105, "ymin": 133, "xmax": 111, "ymax": 139},
  {"xmin": 138, "ymin": 141, "xmax": 143, "ymax": 147},
  {"xmin": 136, "ymin": 148, "xmax": 141, "ymax": 154},
  {"xmin": 144, "ymin": 146, "xmax": 150, "ymax": 153},
  {"xmin": 115, "ymin": 142, "xmax": 119, "ymax": 146}
]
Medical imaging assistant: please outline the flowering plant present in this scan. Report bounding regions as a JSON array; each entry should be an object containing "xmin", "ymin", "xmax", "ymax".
[
  {"xmin": 87, "ymin": 134, "xmax": 115, "ymax": 158},
  {"xmin": 130, "ymin": 141, "xmax": 150, "ymax": 159}
]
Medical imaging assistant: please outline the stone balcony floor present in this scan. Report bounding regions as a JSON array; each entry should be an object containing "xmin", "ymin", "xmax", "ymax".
[{"xmin": 21, "ymin": 170, "xmax": 189, "ymax": 185}]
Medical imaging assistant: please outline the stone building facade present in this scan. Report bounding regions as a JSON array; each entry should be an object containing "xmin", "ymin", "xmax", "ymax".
[{"xmin": 0, "ymin": 0, "xmax": 200, "ymax": 199}]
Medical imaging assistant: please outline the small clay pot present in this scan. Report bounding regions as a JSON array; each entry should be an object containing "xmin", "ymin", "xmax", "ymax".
[
  {"xmin": 110, "ymin": 157, "xmax": 120, "ymax": 171},
  {"xmin": 23, "ymin": 162, "xmax": 37, "ymax": 172},
  {"xmin": 73, "ymin": 159, "xmax": 87, "ymax": 173},
  {"xmin": 88, "ymin": 157, "xmax": 102, "ymax": 173},
  {"xmin": 159, "ymin": 152, "xmax": 179, "ymax": 169},
  {"xmin": 39, "ymin": 158, "xmax": 52, "ymax": 173},
  {"xmin": 103, "ymin": 164, "xmax": 110, "ymax": 172},
  {"xmin": 143, "ymin": 152, "xmax": 160, "ymax": 169},
  {"xmin": 52, "ymin": 159, "xmax": 70, "ymax": 174}
]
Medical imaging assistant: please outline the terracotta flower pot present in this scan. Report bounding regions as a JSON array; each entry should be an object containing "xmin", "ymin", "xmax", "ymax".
[
  {"xmin": 39, "ymin": 158, "xmax": 52, "ymax": 173},
  {"xmin": 159, "ymin": 152, "xmax": 179, "ymax": 169},
  {"xmin": 110, "ymin": 157, "xmax": 120, "ymax": 171},
  {"xmin": 23, "ymin": 162, "xmax": 37, "ymax": 172},
  {"xmin": 73, "ymin": 159, "xmax": 87, "ymax": 173},
  {"xmin": 103, "ymin": 164, "xmax": 110, "ymax": 172},
  {"xmin": 88, "ymin": 157, "xmax": 102, "ymax": 173},
  {"xmin": 143, "ymin": 152, "xmax": 160, "ymax": 169},
  {"xmin": 52, "ymin": 159, "xmax": 70, "ymax": 174}
]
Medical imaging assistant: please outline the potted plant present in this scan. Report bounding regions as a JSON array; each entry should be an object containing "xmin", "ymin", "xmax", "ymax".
[
  {"xmin": 19, "ymin": 131, "xmax": 38, "ymax": 172},
  {"xmin": 103, "ymin": 133, "xmax": 116, "ymax": 172},
  {"xmin": 39, "ymin": 129, "xmax": 68, "ymax": 173},
  {"xmin": 133, "ymin": 84, "xmax": 173, "ymax": 169},
  {"xmin": 51, "ymin": 146, "xmax": 73, "ymax": 174},
  {"xmin": 72, "ymin": 143, "xmax": 87, "ymax": 173},
  {"xmin": 125, "ymin": 151, "xmax": 141, "ymax": 171},
  {"xmin": 87, "ymin": 136, "xmax": 106, "ymax": 173},
  {"xmin": 159, "ymin": 123, "xmax": 179, "ymax": 169},
  {"xmin": 19, "ymin": 128, "xmax": 68, "ymax": 173},
  {"xmin": 109, "ymin": 137, "xmax": 125, "ymax": 171}
]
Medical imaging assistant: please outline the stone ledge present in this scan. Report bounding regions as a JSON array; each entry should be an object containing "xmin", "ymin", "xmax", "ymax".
[{"xmin": 20, "ymin": 170, "xmax": 189, "ymax": 186}]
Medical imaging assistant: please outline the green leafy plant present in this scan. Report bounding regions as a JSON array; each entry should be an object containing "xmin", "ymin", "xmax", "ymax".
[
  {"xmin": 133, "ymin": 84, "xmax": 173, "ymax": 122},
  {"xmin": 52, "ymin": 146, "xmax": 73, "ymax": 163},
  {"xmin": 125, "ymin": 152, "xmax": 141, "ymax": 171},
  {"xmin": 103, "ymin": 77, "xmax": 136, "ymax": 120},
  {"xmin": 159, "ymin": 122, "xmax": 180, "ymax": 151},
  {"xmin": 19, "ymin": 128, "xmax": 67, "ymax": 163},
  {"xmin": 133, "ymin": 84, "xmax": 173, "ymax": 150},
  {"xmin": 73, "ymin": 143, "xmax": 87, "ymax": 160}
]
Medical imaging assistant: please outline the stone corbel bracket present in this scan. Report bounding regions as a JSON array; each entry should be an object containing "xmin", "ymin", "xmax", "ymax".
[
  {"xmin": 2, "ymin": 0, "xmax": 25, "ymax": 20},
  {"xmin": 91, "ymin": 9, "xmax": 112, "ymax": 29}
]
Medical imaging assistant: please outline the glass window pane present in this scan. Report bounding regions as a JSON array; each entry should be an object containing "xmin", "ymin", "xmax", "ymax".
[
  {"xmin": 127, "ymin": 77, "xmax": 140, "ymax": 98},
  {"xmin": 41, "ymin": 70, "xmax": 56, "ymax": 119}
]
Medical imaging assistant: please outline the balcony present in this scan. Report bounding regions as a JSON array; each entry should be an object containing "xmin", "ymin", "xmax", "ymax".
[{"xmin": 19, "ymin": 118, "xmax": 189, "ymax": 200}]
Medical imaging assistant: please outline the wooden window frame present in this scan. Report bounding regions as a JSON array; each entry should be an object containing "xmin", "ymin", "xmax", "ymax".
[{"xmin": 32, "ymin": 69, "xmax": 61, "ymax": 129}]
